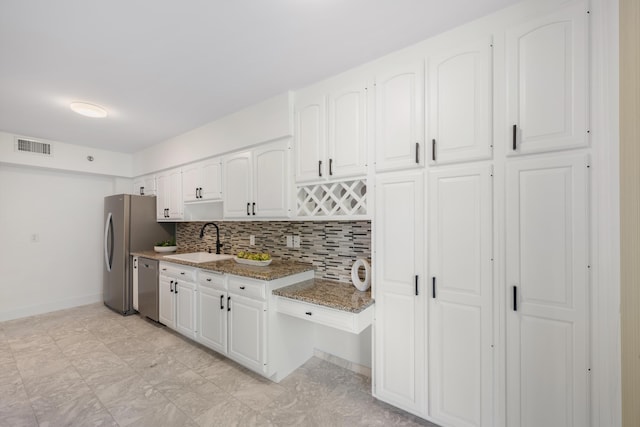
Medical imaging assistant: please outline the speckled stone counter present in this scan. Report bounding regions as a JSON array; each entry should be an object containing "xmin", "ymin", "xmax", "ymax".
[
  {"xmin": 272, "ymin": 279, "xmax": 373, "ymax": 313},
  {"xmin": 131, "ymin": 250, "xmax": 314, "ymax": 281}
]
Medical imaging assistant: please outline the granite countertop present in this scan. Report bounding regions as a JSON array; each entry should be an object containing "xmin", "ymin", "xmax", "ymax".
[
  {"xmin": 272, "ymin": 279, "xmax": 374, "ymax": 313},
  {"xmin": 132, "ymin": 250, "xmax": 314, "ymax": 281}
]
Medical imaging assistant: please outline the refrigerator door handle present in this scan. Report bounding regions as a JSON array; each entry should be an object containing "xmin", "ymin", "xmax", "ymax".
[{"xmin": 104, "ymin": 212, "xmax": 114, "ymax": 272}]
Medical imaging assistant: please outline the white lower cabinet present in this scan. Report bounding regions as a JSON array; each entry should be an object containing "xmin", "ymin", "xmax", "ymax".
[
  {"xmin": 158, "ymin": 275, "xmax": 175, "ymax": 328},
  {"xmin": 373, "ymin": 171, "xmax": 426, "ymax": 417},
  {"xmin": 228, "ymin": 293, "xmax": 266, "ymax": 374},
  {"xmin": 159, "ymin": 263, "xmax": 197, "ymax": 339},
  {"xmin": 175, "ymin": 281, "xmax": 197, "ymax": 339},
  {"xmin": 197, "ymin": 271, "xmax": 227, "ymax": 354},
  {"xmin": 427, "ymin": 165, "xmax": 494, "ymax": 427},
  {"xmin": 182, "ymin": 265, "xmax": 316, "ymax": 380},
  {"xmin": 505, "ymin": 154, "xmax": 589, "ymax": 427}
]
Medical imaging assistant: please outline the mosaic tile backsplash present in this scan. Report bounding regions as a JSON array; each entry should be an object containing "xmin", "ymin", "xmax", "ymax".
[{"xmin": 176, "ymin": 221, "xmax": 371, "ymax": 283}]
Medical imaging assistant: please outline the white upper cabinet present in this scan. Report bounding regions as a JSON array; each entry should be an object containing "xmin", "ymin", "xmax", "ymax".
[
  {"xmin": 428, "ymin": 38, "xmax": 493, "ymax": 165},
  {"xmin": 374, "ymin": 171, "xmax": 426, "ymax": 417},
  {"xmin": 253, "ymin": 141, "xmax": 290, "ymax": 218},
  {"xmin": 156, "ymin": 168, "xmax": 182, "ymax": 221},
  {"xmin": 427, "ymin": 165, "xmax": 494, "ymax": 427},
  {"xmin": 132, "ymin": 175, "xmax": 156, "ymax": 196},
  {"xmin": 327, "ymin": 82, "xmax": 368, "ymax": 179},
  {"xmin": 375, "ymin": 59, "xmax": 424, "ymax": 172},
  {"xmin": 506, "ymin": 2, "xmax": 588, "ymax": 155},
  {"xmin": 223, "ymin": 152, "xmax": 252, "ymax": 218},
  {"xmin": 224, "ymin": 139, "xmax": 290, "ymax": 219},
  {"xmin": 295, "ymin": 91, "xmax": 326, "ymax": 183},
  {"xmin": 295, "ymin": 81, "xmax": 367, "ymax": 183},
  {"xmin": 505, "ymin": 154, "xmax": 589, "ymax": 427},
  {"xmin": 182, "ymin": 158, "xmax": 222, "ymax": 202}
]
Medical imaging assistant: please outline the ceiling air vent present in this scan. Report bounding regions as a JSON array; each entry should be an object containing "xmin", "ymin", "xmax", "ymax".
[{"xmin": 14, "ymin": 137, "xmax": 52, "ymax": 156}]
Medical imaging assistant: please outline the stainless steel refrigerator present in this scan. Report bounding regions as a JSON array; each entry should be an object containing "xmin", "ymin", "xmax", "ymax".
[{"xmin": 103, "ymin": 194, "xmax": 173, "ymax": 315}]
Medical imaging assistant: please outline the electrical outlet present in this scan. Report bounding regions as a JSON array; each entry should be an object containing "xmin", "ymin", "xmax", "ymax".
[
  {"xmin": 293, "ymin": 235, "xmax": 300, "ymax": 248},
  {"xmin": 250, "ymin": 235, "xmax": 255, "ymax": 245},
  {"xmin": 30, "ymin": 233, "xmax": 39, "ymax": 243},
  {"xmin": 286, "ymin": 235, "xmax": 293, "ymax": 248}
]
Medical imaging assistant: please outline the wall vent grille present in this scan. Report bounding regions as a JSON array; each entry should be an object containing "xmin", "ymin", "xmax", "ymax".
[{"xmin": 14, "ymin": 138, "xmax": 52, "ymax": 156}]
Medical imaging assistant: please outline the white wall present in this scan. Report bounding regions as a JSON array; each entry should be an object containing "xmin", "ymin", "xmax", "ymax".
[
  {"xmin": 315, "ymin": 325, "xmax": 372, "ymax": 369},
  {"xmin": 0, "ymin": 164, "xmax": 120, "ymax": 321},
  {"xmin": 132, "ymin": 92, "xmax": 293, "ymax": 176},
  {"xmin": 0, "ymin": 131, "xmax": 132, "ymax": 177}
]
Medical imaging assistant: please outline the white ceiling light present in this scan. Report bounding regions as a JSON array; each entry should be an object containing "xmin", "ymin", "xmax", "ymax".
[{"xmin": 70, "ymin": 102, "xmax": 108, "ymax": 118}]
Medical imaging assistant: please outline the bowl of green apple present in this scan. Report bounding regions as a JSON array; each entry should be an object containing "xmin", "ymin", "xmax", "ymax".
[
  {"xmin": 154, "ymin": 239, "xmax": 177, "ymax": 253},
  {"xmin": 234, "ymin": 251, "xmax": 272, "ymax": 266}
]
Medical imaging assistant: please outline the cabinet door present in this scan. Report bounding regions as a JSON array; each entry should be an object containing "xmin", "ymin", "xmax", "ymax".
[
  {"xmin": 328, "ymin": 82, "xmax": 368, "ymax": 178},
  {"xmin": 428, "ymin": 38, "xmax": 492, "ymax": 165},
  {"xmin": 375, "ymin": 59, "xmax": 424, "ymax": 172},
  {"xmin": 223, "ymin": 152, "xmax": 252, "ymax": 218},
  {"xmin": 168, "ymin": 169, "xmax": 183, "ymax": 219},
  {"xmin": 175, "ymin": 281, "xmax": 197, "ymax": 339},
  {"xmin": 198, "ymin": 287, "xmax": 227, "ymax": 354},
  {"xmin": 253, "ymin": 141, "xmax": 290, "ymax": 218},
  {"xmin": 201, "ymin": 160, "xmax": 222, "ymax": 200},
  {"xmin": 134, "ymin": 175, "xmax": 156, "ymax": 196},
  {"xmin": 228, "ymin": 293, "xmax": 266, "ymax": 374},
  {"xmin": 373, "ymin": 171, "xmax": 426, "ymax": 416},
  {"xmin": 428, "ymin": 166, "xmax": 493, "ymax": 427},
  {"xmin": 158, "ymin": 276, "xmax": 175, "ymax": 329},
  {"xmin": 505, "ymin": 154, "xmax": 589, "ymax": 427},
  {"xmin": 182, "ymin": 164, "xmax": 201, "ymax": 202},
  {"xmin": 294, "ymin": 92, "xmax": 326, "ymax": 183},
  {"xmin": 506, "ymin": 2, "xmax": 588, "ymax": 155},
  {"xmin": 155, "ymin": 173, "xmax": 169, "ymax": 220}
]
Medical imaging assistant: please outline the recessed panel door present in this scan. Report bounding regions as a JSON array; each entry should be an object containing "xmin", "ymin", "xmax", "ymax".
[{"xmin": 506, "ymin": 154, "xmax": 589, "ymax": 427}]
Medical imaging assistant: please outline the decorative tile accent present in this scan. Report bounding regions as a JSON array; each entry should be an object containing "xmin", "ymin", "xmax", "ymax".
[{"xmin": 176, "ymin": 221, "xmax": 371, "ymax": 283}]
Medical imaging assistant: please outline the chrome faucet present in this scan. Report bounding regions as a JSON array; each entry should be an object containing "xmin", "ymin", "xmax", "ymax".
[{"xmin": 199, "ymin": 222, "xmax": 223, "ymax": 254}]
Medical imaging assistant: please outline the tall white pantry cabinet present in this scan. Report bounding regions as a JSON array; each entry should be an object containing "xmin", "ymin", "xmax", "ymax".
[{"xmin": 373, "ymin": 1, "xmax": 591, "ymax": 427}]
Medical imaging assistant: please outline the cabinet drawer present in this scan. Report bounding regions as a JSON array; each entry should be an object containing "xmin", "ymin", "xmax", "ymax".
[
  {"xmin": 276, "ymin": 297, "xmax": 373, "ymax": 334},
  {"xmin": 198, "ymin": 270, "xmax": 225, "ymax": 290},
  {"xmin": 159, "ymin": 262, "xmax": 196, "ymax": 281},
  {"xmin": 227, "ymin": 276, "xmax": 266, "ymax": 300}
]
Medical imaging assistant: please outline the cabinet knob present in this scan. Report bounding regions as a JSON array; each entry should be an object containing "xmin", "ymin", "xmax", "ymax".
[{"xmin": 239, "ymin": 286, "xmax": 245, "ymax": 290}]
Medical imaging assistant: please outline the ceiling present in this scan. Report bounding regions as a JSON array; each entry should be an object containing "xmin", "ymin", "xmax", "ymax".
[{"xmin": 0, "ymin": 0, "xmax": 519, "ymax": 154}]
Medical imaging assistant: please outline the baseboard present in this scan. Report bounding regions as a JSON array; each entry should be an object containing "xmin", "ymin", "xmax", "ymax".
[
  {"xmin": 313, "ymin": 348, "xmax": 371, "ymax": 377},
  {"xmin": 0, "ymin": 293, "xmax": 102, "ymax": 322}
]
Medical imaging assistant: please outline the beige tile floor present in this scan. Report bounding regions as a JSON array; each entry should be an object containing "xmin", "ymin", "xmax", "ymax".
[{"xmin": 0, "ymin": 303, "xmax": 437, "ymax": 427}]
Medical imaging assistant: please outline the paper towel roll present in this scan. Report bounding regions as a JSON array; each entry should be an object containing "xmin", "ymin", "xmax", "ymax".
[{"xmin": 351, "ymin": 258, "xmax": 371, "ymax": 291}]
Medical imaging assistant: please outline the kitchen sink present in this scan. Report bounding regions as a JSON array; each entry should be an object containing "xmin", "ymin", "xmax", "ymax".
[{"xmin": 163, "ymin": 252, "xmax": 233, "ymax": 263}]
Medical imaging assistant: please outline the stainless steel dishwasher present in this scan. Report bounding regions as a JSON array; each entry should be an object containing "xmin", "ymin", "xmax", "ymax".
[{"xmin": 138, "ymin": 257, "xmax": 159, "ymax": 321}]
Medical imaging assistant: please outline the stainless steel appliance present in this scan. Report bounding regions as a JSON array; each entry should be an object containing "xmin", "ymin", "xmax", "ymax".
[
  {"xmin": 138, "ymin": 257, "xmax": 159, "ymax": 321},
  {"xmin": 103, "ymin": 194, "xmax": 173, "ymax": 315}
]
